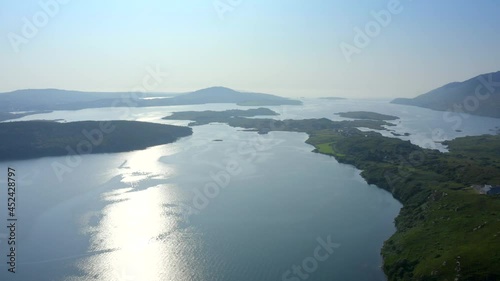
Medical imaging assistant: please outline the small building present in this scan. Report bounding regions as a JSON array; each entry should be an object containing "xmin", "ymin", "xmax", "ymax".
[{"xmin": 472, "ymin": 184, "xmax": 500, "ymax": 195}]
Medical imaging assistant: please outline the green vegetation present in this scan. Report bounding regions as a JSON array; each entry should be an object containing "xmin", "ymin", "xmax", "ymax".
[
  {"xmin": 222, "ymin": 117, "xmax": 394, "ymax": 132},
  {"xmin": 336, "ymin": 111, "xmax": 400, "ymax": 121},
  {"xmin": 162, "ymin": 108, "xmax": 278, "ymax": 125},
  {"xmin": 306, "ymin": 131, "xmax": 500, "ymax": 281},
  {"xmin": 166, "ymin": 109, "xmax": 500, "ymax": 280},
  {"xmin": 0, "ymin": 120, "xmax": 192, "ymax": 161},
  {"xmin": 443, "ymin": 135, "xmax": 500, "ymax": 160}
]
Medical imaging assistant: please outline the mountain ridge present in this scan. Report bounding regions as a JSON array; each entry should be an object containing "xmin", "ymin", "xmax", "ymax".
[
  {"xmin": 392, "ymin": 71, "xmax": 500, "ymax": 118},
  {"xmin": 0, "ymin": 87, "xmax": 301, "ymax": 118}
]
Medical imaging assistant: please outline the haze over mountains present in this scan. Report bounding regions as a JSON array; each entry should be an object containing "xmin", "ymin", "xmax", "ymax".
[
  {"xmin": 392, "ymin": 71, "xmax": 500, "ymax": 118},
  {"xmin": 0, "ymin": 86, "xmax": 301, "ymax": 115}
]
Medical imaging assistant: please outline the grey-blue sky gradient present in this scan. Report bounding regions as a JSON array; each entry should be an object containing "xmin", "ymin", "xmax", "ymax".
[{"xmin": 1, "ymin": 0, "xmax": 499, "ymax": 98}]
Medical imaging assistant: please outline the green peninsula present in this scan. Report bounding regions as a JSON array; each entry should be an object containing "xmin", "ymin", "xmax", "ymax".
[
  {"xmin": 164, "ymin": 109, "xmax": 500, "ymax": 281},
  {"xmin": 308, "ymin": 131, "xmax": 500, "ymax": 281},
  {"xmin": 0, "ymin": 120, "xmax": 192, "ymax": 161}
]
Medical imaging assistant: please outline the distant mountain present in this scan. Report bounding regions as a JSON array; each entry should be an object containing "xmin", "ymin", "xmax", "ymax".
[
  {"xmin": 0, "ymin": 89, "xmax": 173, "ymax": 112},
  {"xmin": 0, "ymin": 87, "xmax": 301, "ymax": 117},
  {"xmin": 168, "ymin": 87, "xmax": 302, "ymax": 106},
  {"xmin": 392, "ymin": 71, "xmax": 500, "ymax": 118}
]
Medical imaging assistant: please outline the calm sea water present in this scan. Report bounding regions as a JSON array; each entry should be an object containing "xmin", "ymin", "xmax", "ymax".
[{"xmin": 0, "ymin": 99, "xmax": 497, "ymax": 280}]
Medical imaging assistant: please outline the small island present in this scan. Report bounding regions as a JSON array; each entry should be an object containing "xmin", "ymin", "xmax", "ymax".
[
  {"xmin": 319, "ymin": 97, "xmax": 346, "ymax": 100},
  {"xmin": 163, "ymin": 108, "xmax": 279, "ymax": 126},
  {"xmin": 390, "ymin": 131, "xmax": 411, "ymax": 137},
  {"xmin": 336, "ymin": 111, "xmax": 400, "ymax": 121},
  {"xmin": 163, "ymin": 109, "xmax": 395, "ymax": 131},
  {"xmin": 0, "ymin": 120, "xmax": 192, "ymax": 161}
]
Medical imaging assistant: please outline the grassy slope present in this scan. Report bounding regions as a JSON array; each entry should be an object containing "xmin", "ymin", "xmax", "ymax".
[{"xmin": 307, "ymin": 130, "xmax": 500, "ymax": 281}]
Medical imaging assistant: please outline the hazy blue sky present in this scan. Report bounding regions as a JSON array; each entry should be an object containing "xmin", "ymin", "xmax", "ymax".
[{"xmin": 1, "ymin": 0, "xmax": 499, "ymax": 98}]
